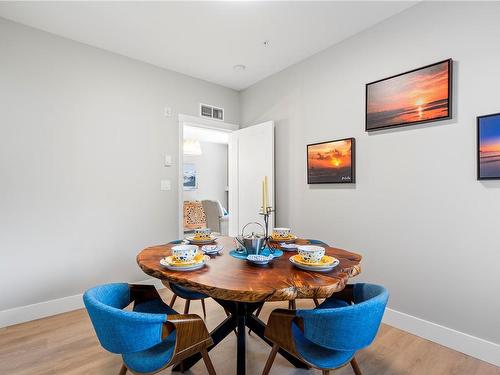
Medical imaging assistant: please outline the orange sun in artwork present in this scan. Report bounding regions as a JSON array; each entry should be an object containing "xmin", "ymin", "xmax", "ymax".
[{"xmin": 331, "ymin": 158, "xmax": 341, "ymax": 167}]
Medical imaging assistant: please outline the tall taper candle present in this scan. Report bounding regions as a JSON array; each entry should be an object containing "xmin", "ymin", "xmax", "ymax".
[
  {"xmin": 264, "ymin": 176, "xmax": 269, "ymax": 210},
  {"xmin": 262, "ymin": 180, "xmax": 265, "ymax": 211}
]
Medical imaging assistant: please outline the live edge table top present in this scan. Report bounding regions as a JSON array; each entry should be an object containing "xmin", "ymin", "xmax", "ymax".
[{"xmin": 137, "ymin": 236, "xmax": 362, "ymax": 303}]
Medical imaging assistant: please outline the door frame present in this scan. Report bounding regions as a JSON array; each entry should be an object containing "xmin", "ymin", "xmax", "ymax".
[{"xmin": 178, "ymin": 114, "xmax": 239, "ymax": 239}]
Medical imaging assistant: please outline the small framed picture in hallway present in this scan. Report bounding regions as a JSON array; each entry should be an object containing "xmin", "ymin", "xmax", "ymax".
[{"xmin": 183, "ymin": 163, "xmax": 198, "ymax": 190}]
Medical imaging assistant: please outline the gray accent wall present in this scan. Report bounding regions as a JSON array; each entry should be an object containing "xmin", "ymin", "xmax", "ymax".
[
  {"xmin": 240, "ymin": 2, "xmax": 500, "ymax": 344},
  {"xmin": 0, "ymin": 18, "xmax": 239, "ymax": 310}
]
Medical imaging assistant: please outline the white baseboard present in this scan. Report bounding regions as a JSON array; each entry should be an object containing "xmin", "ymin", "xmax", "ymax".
[
  {"xmin": 0, "ymin": 293, "xmax": 84, "ymax": 328},
  {"xmin": 0, "ymin": 278, "xmax": 165, "ymax": 328},
  {"xmin": 383, "ymin": 307, "xmax": 500, "ymax": 367},
  {"xmin": 2, "ymin": 289, "xmax": 499, "ymax": 368}
]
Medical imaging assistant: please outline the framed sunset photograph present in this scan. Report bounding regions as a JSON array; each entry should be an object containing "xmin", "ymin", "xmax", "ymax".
[
  {"xmin": 307, "ymin": 138, "xmax": 355, "ymax": 184},
  {"xmin": 366, "ymin": 59, "xmax": 452, "ymax": 131},
  {"xmin": 477, "ymin": 112, "xmax": 500, "ymax": 180}
]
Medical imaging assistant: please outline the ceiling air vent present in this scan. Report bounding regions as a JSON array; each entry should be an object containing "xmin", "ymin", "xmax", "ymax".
[{"xmin": 200, "ymin": 103, "xmax": 224, "ymax": 121}]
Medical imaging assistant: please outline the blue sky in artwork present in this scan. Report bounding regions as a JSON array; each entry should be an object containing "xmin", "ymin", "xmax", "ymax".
[{"xmin": 479, "ymin": 114, "xmax": 500, "ymax": 151}]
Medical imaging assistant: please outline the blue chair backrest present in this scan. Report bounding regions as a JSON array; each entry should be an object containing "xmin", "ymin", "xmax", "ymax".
[
  {"xmin": 83, "ymin": 283, "xmax": 167, "ymax": 354},
  {"xmin": 297, "ymin": 283, "xmax": 388, "ymax": 351}
]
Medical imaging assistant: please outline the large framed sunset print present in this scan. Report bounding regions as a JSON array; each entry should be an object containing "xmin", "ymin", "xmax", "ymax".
[
  {"xmin": 366, "ymin": 59, "xmax": 452, "ymax": 131},
  {"xmin": 478, "ymin": 113, "xmax": 500, "ymax": 180},
  {"xmin": 307, "ymin": 138, "xmax": 355, "ymax": 184}
]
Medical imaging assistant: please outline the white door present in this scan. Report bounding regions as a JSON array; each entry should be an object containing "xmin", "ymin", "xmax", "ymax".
[{"xmin": 228, "ymin": 121, "xmax": 274, "ymax": 237}]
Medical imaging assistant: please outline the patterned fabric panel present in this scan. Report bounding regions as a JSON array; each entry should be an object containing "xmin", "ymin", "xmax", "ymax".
[{"xmin": 183, "ymin": 201, "xmax": 207, "ymax": 230}]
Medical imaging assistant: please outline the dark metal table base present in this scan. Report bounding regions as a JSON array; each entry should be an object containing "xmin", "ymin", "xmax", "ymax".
[{"xmin": 172, "ymin": 299, "xmax": 308, "ymax": 375}]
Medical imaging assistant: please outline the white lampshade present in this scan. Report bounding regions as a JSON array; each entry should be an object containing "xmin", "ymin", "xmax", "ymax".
[{"xmin": 183, "ymin": 139, "xmax": 202, "ymax": 155}]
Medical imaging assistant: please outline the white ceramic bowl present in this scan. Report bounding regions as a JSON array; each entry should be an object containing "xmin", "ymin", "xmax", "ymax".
[
  {"xmin": 297, "ymin": 245, "xmax": 325, "ymax": 263},
  {"xmin": 201, "ymin": 245, "xmax": 223, "ymax": 254},
  {"xmin": 171, "ymin": 245, "xmax": 199, "ymax": 262},
  {"xmin": 273, "ymin": 227, "xmax": 291, "ymax": 237},
  {"xmin": 247, "ymin": 254, "xmax": 274, "ymax": 265},
  {"xmin": 195, "ymin": 228, "xmax": 212, "ymax": 236}
]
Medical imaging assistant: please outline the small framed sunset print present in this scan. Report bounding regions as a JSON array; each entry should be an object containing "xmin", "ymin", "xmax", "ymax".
[
  {"xmin": 366, "ymin": 59, "xmax": 452, "ymax": 131},
  {"xmin": 307, "ymin": 138, "xmax": 355, "ymax": 184},
  {"xmin": 477, "ymin": 113, "xmax": 500, "ymax": 180}
]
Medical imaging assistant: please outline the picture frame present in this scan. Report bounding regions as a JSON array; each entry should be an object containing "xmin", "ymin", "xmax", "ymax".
[
  {"xmin": 307, "ymin": 137, "xmax": 355, "ymax": 184},
  {"xmin": 183, "ymin": 163, "xmax": 198, "ymax": 190},
  {"xmin": 366, "ymin": 58, "xmax": 453, "ymax": 131},
  {"xmin": 477, "ymin": 112, "xmax": 500, "ymax": 180}
]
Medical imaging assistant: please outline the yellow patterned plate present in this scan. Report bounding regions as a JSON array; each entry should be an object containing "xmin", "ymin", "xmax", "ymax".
[
  {"xmin": 290, "ymin": 254, "xmax": 338, "ymax": 267},
  {"xmin": 185, "ymin": 235, "xmax": 218, "ymax": 245},
  {"xmin": 162, "ymin": 253, "xmax": 206, "ymax": 267}
]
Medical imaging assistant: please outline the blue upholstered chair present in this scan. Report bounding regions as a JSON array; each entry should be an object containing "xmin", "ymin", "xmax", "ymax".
[
  {"xmin": 262, "ymin": 283, "xmax": 388, "ymax": 375},
  {"xmin": 165, "ymin": 240, "xmax": 210, "ymax": 318},
  {"xmin": 83, "ymin": 283, "xmax": 216, "ymax": 375}
]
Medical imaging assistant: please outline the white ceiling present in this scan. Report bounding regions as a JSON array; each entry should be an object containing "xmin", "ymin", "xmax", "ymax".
[{"xmin": 0, "ymin": 1, "xmax": 417, "ymax": 90}]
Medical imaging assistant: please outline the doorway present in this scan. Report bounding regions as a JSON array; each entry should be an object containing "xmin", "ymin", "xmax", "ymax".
[
  {"xmin": 178, "ymin": 114, "xmax": 238, "ymax": 239},
  {"xmin": 178, "ymin": 114, "xmax": 275, "ymax": 239}
]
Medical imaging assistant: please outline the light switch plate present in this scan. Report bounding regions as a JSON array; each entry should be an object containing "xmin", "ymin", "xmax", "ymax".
[
  {"xmin": 164, "ymin": 107, "xmax": 172, "ymax": 117},
  {"xmin": 164, "ymin": 154, "xmax": 172, "ymax": 167},
  {"xmin": 160, "ymin": 180, "xmax": 171, "ymax": 191}
]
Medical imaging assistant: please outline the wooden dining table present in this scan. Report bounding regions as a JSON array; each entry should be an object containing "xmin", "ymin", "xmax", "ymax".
[{"xmin": 136, "ymin": 236, "xmax": 362, "ymax": 375}]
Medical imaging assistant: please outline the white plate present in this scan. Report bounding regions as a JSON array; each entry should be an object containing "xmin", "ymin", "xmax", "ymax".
[
  {"xmin": 201, "ymin": 245, "xmax": 223, "ymax": 254},
  {"xmin": 289, "ymin": 257, "xmax": 339, "ymax": 272},
  {"xmin": 185, "ymin": 235, "xmax": 218, "ymax": 245},
  {"xmin": 280, "ymin": 243, "xmax": 298, "ymax": 251},
  {"xmin": 160, "ymin": 258, "xmax": 206, "ymax": 271}
]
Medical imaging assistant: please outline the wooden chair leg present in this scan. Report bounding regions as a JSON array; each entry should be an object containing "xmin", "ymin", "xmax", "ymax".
[
  {"xmin": 313, "ymin": 298, "xmax": 320, "ymax": 307},
  {"xmin": 169, "ymin": 294, "xmax": 177, "ymax": 308},
  {"xmin": 201, "ymin": 298, "xmax": 207, "ymax": 320},
  {"xmin": 118, "ymin": 364, "xmax": 127, "ymax": 375},
  {"xmin": 288, "ymin": 299, "xmax": 296, "ymax": 310},
  {"xmin": 262, "ymin": 343, "xmax": 279, "ymax": 375},
  {"xmin": 201, "ymin": 348, "xmax": 216, "ymax": 375},
  {"xmin": 183, "ymin": 299, "xmax": 191, "ymax": 314},
  {"xmin": 350, "ymin": 357, "xmax": 362, "ymax": 375}
]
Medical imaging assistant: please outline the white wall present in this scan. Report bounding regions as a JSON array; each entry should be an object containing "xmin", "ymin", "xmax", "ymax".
[
  {"xmin": 240, "ymin": 2, "xmax": 500, "ymax": 346},
  {"xmin": 0, "ymin": 18, "xmax": 239, "ymax": 312},
  {"xmin": 184, "ymin": 141, "xmax": 228, "ymax": 209}
]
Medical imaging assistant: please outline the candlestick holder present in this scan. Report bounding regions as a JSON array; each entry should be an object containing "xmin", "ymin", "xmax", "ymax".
[{"xmin": 259, "ymin": 206, "xmax": 274, "ymax": 250}]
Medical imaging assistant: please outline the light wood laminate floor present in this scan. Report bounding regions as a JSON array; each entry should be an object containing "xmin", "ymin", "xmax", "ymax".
[{"xmin": 1, "ymin": 288, "xmax": 499, "ymax": 375}]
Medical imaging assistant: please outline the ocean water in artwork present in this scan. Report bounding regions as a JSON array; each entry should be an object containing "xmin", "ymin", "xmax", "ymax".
[{"xmin": 479, "ymin": 115, "xmax": 500, "ymax": 178}]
